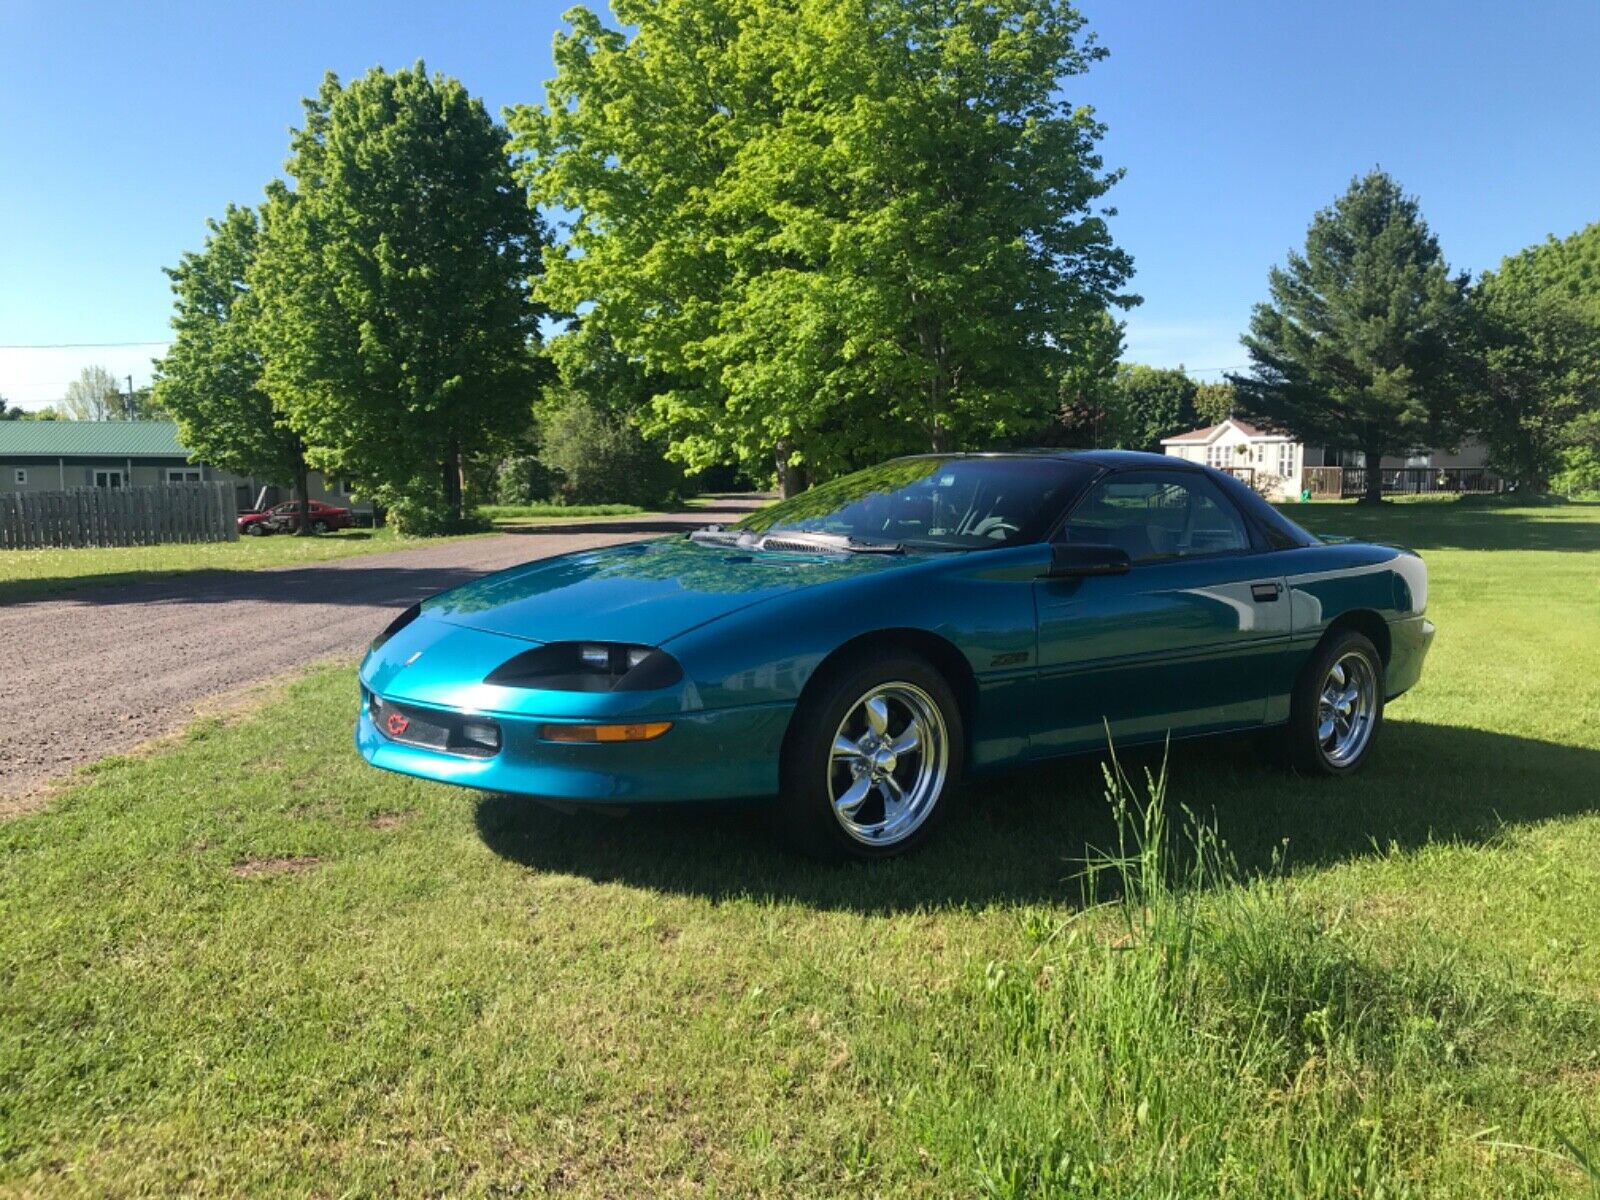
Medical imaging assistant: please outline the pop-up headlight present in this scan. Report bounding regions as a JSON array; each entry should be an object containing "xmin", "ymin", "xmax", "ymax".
[{"xmin": 484, "ymin": 642, "xmax": 684, "ymax": 692}]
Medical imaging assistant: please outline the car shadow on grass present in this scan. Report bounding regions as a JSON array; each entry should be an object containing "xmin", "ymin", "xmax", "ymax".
[{"xmin": 473, "ymin": 719, "xmax": 1600, "ymax": 914}]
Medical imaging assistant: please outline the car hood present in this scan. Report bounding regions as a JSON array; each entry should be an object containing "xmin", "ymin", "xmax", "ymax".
[{"xmin": 424, "ymin": 536, "xmax": 905, "ymax": 646}]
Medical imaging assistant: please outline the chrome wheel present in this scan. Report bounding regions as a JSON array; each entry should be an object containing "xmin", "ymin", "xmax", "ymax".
[
  {"xmin": 1317, "ymin": 651, "xmax": 1377, "ymax": 767},
  {"xmin": 827, "ymin": 681, "xmax": 949, "ymax": 847}
]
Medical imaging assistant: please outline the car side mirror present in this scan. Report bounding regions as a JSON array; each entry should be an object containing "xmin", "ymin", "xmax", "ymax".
[{"xmin": 1047, "ymin": 542, "xmax": 1132, "ymax": 578}]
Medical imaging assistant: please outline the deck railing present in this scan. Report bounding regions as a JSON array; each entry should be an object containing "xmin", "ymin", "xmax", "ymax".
[{"xmin": 1339, "ymin": 467, "xmax": 1503, "ymax": 498}]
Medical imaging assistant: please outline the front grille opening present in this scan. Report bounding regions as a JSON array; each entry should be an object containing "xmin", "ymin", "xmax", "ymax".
[{"xmin": 369, "ymin": 694, "xmax": 501, "ymax": 758}]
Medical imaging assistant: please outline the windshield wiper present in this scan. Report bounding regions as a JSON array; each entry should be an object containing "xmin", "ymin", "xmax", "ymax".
[
  {"xmin": 688, "ymin": 526, "xmax": 903, "ymax": 555},
  {"xmin": 688, "ymin": 525, "xmax": 750, "ymax": 548}
]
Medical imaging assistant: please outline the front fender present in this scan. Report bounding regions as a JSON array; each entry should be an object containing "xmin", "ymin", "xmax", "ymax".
[{"xmin": 662, "ymin": 544, "xmax": 1050, "ymax": 764}]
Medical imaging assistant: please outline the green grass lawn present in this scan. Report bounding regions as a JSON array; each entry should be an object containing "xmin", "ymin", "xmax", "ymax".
[
  {"xmin": 478, "ymin": 501, "xmax": 648, "ymax": 525},
  {"xmin": 3, "ymin": 500, "xmax": 1599, "ymax": 1195},
  {"xmin": 0, "ymin": 527, "xmax": 493, "ymax": 604}
]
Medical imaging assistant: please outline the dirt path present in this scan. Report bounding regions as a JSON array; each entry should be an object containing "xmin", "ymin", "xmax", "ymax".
[{"xmin": 1, "ymin": 498, "xmax": 763, "ymax": 803}]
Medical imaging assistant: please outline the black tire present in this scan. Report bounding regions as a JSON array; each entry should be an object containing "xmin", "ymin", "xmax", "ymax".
[
  {"xmin": 245, "ymin": 522, "xmax": 270, "ymax": 536},
  {"xmin": 313, "ymin": 520, "xmax": 329, "ymax": 534},
  {"xmin": 1286, "ymin": 630, "xmax": 1385, "ymax": 775},
  {"xmin": 774, "ymin": 651, "xmax": 964, "ymax": 861}
]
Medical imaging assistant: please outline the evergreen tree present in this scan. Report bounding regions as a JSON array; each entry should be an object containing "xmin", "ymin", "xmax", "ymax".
[{"xmin": 1233, "ymin": 171, "xmax": 1474, "ymax": 502}]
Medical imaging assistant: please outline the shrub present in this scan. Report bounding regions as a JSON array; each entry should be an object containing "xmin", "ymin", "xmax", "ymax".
[
  {"xmin": 493, "ymin": 453, "xmax": 559, "ymax": 506},
  {"xmin": 381, "ymin": 484, "xmax": 490, "ymax": 537},
  {"xmin": 539, "ymin": 398, "xmax": 683, "ymax": 507},
  {"xmin": 1552, "ymin": 446, "xmax": 1600, "ymax": 498}
]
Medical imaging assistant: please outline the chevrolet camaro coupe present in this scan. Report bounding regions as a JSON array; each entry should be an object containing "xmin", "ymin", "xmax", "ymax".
[{"xmin": 357, "ymin": 451, "xmax": 1433, "ymax": 859}]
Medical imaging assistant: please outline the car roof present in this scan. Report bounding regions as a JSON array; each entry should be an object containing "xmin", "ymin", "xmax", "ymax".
[
  {"xmin": 897, "ymin": 448, "xmax": 1190, "ymax": 470},
  {"xmin": 886, "ymin": 448, "xmax": 1321, "ymax": 548}
]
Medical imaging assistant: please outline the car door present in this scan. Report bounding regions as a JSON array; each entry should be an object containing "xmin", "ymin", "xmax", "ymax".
[{"xmin": 1028, "ymin": 469, "xmax": 1291, "ymax": 756}]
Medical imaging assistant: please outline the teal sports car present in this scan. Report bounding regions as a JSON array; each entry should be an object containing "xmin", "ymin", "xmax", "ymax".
[{"xmin": 357, "ymin": 451, "xmax": 1433, "ymax": 859}]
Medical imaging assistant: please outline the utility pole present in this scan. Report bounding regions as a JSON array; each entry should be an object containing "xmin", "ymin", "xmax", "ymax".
[{"xmin": 126, "ymin": 375, "xmax": 135, "ymax": 420}]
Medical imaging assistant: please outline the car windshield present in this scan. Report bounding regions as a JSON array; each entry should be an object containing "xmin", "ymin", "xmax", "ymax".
[{"xmin": 730, "ymin": 457, "xmax": 1089, "ymax": 551}]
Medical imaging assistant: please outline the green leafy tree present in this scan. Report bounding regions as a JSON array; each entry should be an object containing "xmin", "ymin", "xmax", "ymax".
[
  {"xmin": 253, "ymin": 64, "xmax": 547, "ymax": 534},
  {"xmin": 1193, "ymin": 380, "xmax": 1235, "ymax": 426},
  {"xmin": 1104, "ymin": 364, "xmax": 1198, "ymax": 450},
  {"xmin": 60, "ymin": 366, "xmax": 125, "ymax": 421},
  {"xmin": 512, "ymin": 0, "xmax": 1134, "ymax": 495},
  {"xmin": 126, "ymin": 385, "xmax": 164, "ymax": 420},
  {"xmin": 0, "ymin": 396, "xmax": 23, "ymax": 420},
  {"xmin": 1232, "ymin": 171, "xmax": 1475, "ymax": 502},
  {"xmin": 1473, "ymin": 223, "xmax": 1600, "ymax": 493},
  {"xmin": 538, "ymin": 323, "xmax": 684, "ymax": 506},
  {"xmin": 539, "ymin": 396, "xmax": 684, "ymax": 507},
  {"xmin": 1054, "ymin": 311, "xmax": 1125, "ymax": 446},
  {"xmin": 155, "ymin": 204, "xmax": 313, "ymax": 533}
]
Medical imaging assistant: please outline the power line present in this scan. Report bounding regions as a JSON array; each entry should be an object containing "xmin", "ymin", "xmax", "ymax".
[{"xmin": 0, "ymin": 340, "xmax": 170, "ymax": 349}]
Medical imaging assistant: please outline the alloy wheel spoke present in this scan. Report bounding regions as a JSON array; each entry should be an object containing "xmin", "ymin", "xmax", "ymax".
[
  {"xmin": 834, "ymin": 776, "xmax": 872, "ymax": 817},
  {"xmin": 878, "ymin": 775, "xmax": 905, "ymax": 818},
  {"xmin": 863, "ymin": 695, "xmax": 890, "ymax": 737},
  {"xmin": 889, "ymin": 722, "xmax": 922, "ymax": 757},
  {"xmin": 1318, "ymin": 717, "xmax": 1336, "ymax": 742},
  {"xmin": 832, "ymin": 735, "xmax": 866, "ymax": 762}
]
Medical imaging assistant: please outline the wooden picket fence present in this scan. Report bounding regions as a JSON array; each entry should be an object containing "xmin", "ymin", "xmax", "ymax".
[{"xmin": 0, "ymin": 484, "xmax": 238, "ymax": 549}]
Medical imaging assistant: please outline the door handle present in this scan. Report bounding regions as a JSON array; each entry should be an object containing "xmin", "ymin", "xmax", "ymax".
[{"xmin": 1251, "ymin": 581, "xmax": 1282, "ymax": 602}]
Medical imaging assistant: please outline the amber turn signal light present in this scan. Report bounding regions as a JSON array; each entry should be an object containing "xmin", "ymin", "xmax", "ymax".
[{"xmin": 541, "ymin": 721, "xmax": 673, "ymax": 743}]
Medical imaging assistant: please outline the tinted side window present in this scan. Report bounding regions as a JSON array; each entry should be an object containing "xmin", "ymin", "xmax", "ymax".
[{"xmin": 1060, "ymin": 472, "xmax": 1251, "ymax": 562}]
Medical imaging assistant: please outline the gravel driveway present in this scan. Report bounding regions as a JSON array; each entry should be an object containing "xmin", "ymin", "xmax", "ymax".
[{"xmin": 1, "ymin": 498, "xmax": 762, "ymax": 803}]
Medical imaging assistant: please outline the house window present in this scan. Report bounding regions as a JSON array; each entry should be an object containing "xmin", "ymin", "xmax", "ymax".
[
  {"xmin": 1205, "ymin": 444, "xmax": 1229, "ymax": 469},
  {"xmin": 166, "ymin": 468, "xmax": 203, "ymax": 483},
  {"xmin": 12, "ymin": 469, "xmax": 25, "ymax": 486},
  {"xmin": 1277, "ymin": 443, "xmax": 1295, "ymax": 479},
  {"xmin": 93, "ymin": 470, "xmax": 124, "ymax": 489}
]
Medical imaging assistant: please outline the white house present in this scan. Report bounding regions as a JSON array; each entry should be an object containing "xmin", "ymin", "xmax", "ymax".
[
  {"xmin": 1160, "ymin": 418, "xmax": 1304, "ymax": 499},
  {"xmin": 1161, "ymin": 417, "xmax": 1492, "ymax": 501}
]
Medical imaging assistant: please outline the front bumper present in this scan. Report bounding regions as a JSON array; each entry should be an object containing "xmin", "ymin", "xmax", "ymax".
[{"xmin": 355, "ymin": 688, "xmax": 794, "ymax": 803}]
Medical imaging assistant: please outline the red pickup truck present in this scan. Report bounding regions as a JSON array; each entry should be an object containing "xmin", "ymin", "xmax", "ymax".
[{"xmin": 237, "ymin": 500, "xmax": 355, "ymax": 536}]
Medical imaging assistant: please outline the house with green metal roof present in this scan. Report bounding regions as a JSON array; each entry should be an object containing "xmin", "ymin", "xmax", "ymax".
[{"xmin": 0, "ymin": 420, "xmax": 360, "ymax": 512}]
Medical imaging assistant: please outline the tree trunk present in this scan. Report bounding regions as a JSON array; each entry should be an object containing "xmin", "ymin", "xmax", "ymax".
[
  {"xmin": 774, "ymin": 440, "xmax": 808, "ymax": 499},
  {"xmin": 1361, "ymin": 437, "xmax": 1384, "ymax": 504},
  {"xmin": 927, "ymin": 370, "xmax": 950, "ymax": 453},
  {"xmin": 442, "ymin": 439, "xmax": 463, "ymax": 527},
  {"xmin": 292, "ymin": 462, "xmax": 313, "ymax": 536}
]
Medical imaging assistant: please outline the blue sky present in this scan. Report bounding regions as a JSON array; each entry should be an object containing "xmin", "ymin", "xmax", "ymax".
[{"xmin": 2, "ymin": 0, "xmax": 1597, "ymax": 409}]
